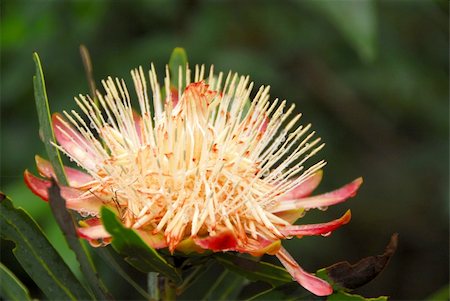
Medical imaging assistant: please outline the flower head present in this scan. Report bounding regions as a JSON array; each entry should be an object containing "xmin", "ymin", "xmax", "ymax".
[{"xmin": 25, "ymin": 63, "xmax": 362, "ymax": 296}]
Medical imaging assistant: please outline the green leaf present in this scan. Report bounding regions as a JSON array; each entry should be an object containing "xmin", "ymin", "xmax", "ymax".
[
  {"xmin": 100, "ymin": 206, "xmax": 182, "ymax": 284},
  {"xmin": 168, "ymin": 47, "xmax": 188, "ymax": 91},
  {"xmin": 0, "ymin": 193, "xmax": 91, "ymax": 300},
  {"xmin": 426, "ymin": 284, "xmax": 450, "ymax": 301},
  {"xmin": 32, "ymin": 52, "xmax": 67, "ymax": 185},
  {"xmin": 0, "ymin": 262, "xmax": 32, "ymax": 301},
  {"xmin": 201, "ymin": 269, "xmax": 246, "ymax": 301},
  {"xmin": 48, "ymin": 181, "xmax": 111, "ymax": 300},
  {"xmin": 215, "ymin": 253, "xmax": 292, "ymax": 287},
  {"xmin": 303, "ymin": 0, "xmax": 377, "ymax": 62},
  {"xmin": 327, "ymin": 291, "xmax": 388, "ymax": 301},
  {"xmin": 96, "ymin": 248, "xmax": 153, "ymax": 300},
  {"xmin": 244, "ymin": 282, "xmax": 312, "ymax": 301}
]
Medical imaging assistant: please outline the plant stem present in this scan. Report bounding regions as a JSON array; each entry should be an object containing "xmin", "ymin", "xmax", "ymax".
[
  {"xmin": 147, "ymin": 272, "xmax": 159, "ymax": 301},
  {"xmin": 160, "ymin": 275, "xmax": 176, "ymax": 301}
]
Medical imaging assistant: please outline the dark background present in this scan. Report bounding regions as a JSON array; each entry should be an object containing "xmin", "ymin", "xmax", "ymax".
[{"xmin": 1, "ymin": 0, "xmax": 448, "ymax": 300}]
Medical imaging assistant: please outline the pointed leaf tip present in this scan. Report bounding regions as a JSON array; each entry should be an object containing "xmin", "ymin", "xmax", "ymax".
[
  {"xmin": 32, "ymin": 53, "xmax": 68, "ymax": 185},
  {"xmin": 168, "ymin": 47, "xmax": 188, "ymax": 92}
]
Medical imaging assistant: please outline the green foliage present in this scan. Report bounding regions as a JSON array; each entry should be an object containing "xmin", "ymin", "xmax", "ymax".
[
  {"xmin": 100, "ymin": 206, "xmax": 182, "ymax": 284},
  {"xmin": 302, "ymin": 0, "xmax": 377, "ymax": 62},
  {"xmin": 200, "ymin": 270, "xmax": 246, "ymax": 301},
  {"xmin": 243, "ymin": 282, "xmax": 311, "ymax": 301},
  {"xmin": 0, "ymin": 262, "xmax": 32, "ymax": 301},
  {"xmin": 327, "ymin": 291, "xmax": 387, "ymax": 301},
  {"xmin": 32, "ymin": 53, "xmax": 67, "ymax": 185},
  {"xmin": 0, "ymin": 194, "xmax": 91, "ymax": 300},
  {"xmin": 48, "ymin": 182, "xmax": 110, "ymax": 300},
  {"xmin": 426, "ymin": 284, "xmax": 450, "ymax": 301},
  {"xmin": 215, "ymin": 253, "xmax": 292, "ymax": 287},
  {"xmin": 97, "ymin": 248, "xmax": 154, "ymax": 300}
]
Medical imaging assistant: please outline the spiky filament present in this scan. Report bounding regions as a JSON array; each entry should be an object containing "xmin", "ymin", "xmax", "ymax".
[{"xmin": 53, "ymin": 64, "xmax": 325, "ymax": 251}]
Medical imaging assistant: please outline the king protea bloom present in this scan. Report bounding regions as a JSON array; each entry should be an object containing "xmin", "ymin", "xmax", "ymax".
[{"xmin": 25, "ymin": 64, "xmax": 362, "ymax": 296}]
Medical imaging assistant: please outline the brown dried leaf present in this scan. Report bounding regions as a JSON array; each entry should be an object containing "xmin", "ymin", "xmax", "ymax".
[{"xmin": 325, "ymin": 233, "xmax": 398, "ymax": 289}]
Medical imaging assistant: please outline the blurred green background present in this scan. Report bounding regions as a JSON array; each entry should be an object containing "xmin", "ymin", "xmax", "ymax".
[{"xmin": 1, "ymin": 0, "xmax": 448, "ymax": 300}]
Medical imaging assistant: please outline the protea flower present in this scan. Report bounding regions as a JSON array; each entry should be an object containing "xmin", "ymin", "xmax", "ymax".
[{"xmin": 25, "ymin": 63, "xmax": 362, "ymax": 296}]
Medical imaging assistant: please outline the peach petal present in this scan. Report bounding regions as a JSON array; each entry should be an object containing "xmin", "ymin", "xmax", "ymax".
[
  {"xmin": 280, "ymin": 170, "xmax": 323, "ymax": 200},
  {"xmin": 194, "ymin": 230, "xmax": 238, "ymax": 252},
  {"xmin": 275, "ymin": 208, "xmax": 305, "ymax": 224},
  {"xmin": 78, "ymin": 222, "xmax": 110, "ymax": 240},
  {"xmin": 271, "ymin": 178, "xmax": 363, "ymax": 213},
  {"xmin": 241, "ymin": 239, "xmax": 281, "ymax": 257},
  {"xmin": 135, "ymin": 229, "xmax": 168, "ymax": 250},
  {"xmin": 281, "ymin": 210, "xmax": 351, "ymax": 237},
  {"xmin": 276, "ymin": 247, "xmax": 333, "ymax": 296},
  {"xmin": 52, "ymin": 113, "xmax": 99, "ymax": 170},
  {"xmin": 35, "ymin": 155, "xmax": 94, "ymax": 187},
  {"xmin": 24, "ymin": 170, "xmax": 51, "ymax": 201}
]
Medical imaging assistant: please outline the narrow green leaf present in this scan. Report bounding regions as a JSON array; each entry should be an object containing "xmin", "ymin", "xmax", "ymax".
[
  {"xmin": 244, "ymin": 282, "xmax": 312, "ymax": 301},
  {"xmin": 32, "ymin": 53, "xmax": 67, "ymax": 185},
  {"xmin": 168, "ymin": 47, "xmax": 188, "ymax": 92},
  {"xmin": 327, "ymin": 291, "xmax": 388, "ymax": 301},
  {"xmin": 176, "ymin": 261, "xmax": 223, "ymax": 300},
  {"xmin": 48, "ymin": 181, "xmax": 111, "ymax": 300},
  {"xmin": 201, "ymin": 269, "xmax": 246, "ymax": 301},
  {"xmin": 0, "ymin": 193, "xmax": 91, "ymax": 300},
  {"xmin": 101, "ymin": 206, "xmax": 182, "ymax": 284},
  {"xmin": 303, "ymin": 0, "xmax": 377, "ymax": 62},
  {"xmin": 176, "ymin": 263, "xmax": 209, "ymax": 296},
  {"xmin": 0, "ymin": 262, "xmax": 32, "ymax": 301},
  {"xmin": 215, "ymin": 253, "xmax": 292, "ymax": 287}
]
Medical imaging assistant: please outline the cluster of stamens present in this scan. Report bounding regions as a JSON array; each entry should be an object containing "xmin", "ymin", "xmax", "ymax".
[{"xmin": 54, "ymin": 64, "xmax": 325, "ymax": 251}]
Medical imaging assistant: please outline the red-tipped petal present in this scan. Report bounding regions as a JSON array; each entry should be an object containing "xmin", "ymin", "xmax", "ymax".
[
  {"xmin": 276, "ymin": 247, "xmax": 333, "ymax": 296},
  {"xmin": 52, "ymin": 113, "xmax": 99, "ymax": 170},
  {"xmin": 238, "ymin": 239, "xmax": 282, "ymax": 257},
  {"xmin": 194, "ymin": 230, "xmax": 238, "ymax": 252},
  {"xmin": 35, "ymin": 155, "xmax": 94, "ymax": 187},
  {"xmin": 272, "ymin": 178, "xmax": 363, "ymax": 213},
  {"xmin": 77, "ymin": 220, "xmax": 110, "ymax": 240},
  {"xmin": 280, "ymin": 171, "xmax": 323, "ymax": 200},
  {"xmin": 275, "ymin": 208, "xmax": 305, "ymax": 224},
  {"xmin": 282, "ymin": 210, "xmax": 351, "ymax": 237},
  {"xmin": 24, "ymin": 171, "xmax": 103, "ymax": 214},
  {"xmin": 24, "ymin": 170, "xmax": 51, "ymax": 201}
]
